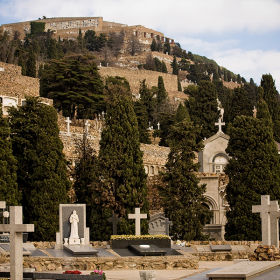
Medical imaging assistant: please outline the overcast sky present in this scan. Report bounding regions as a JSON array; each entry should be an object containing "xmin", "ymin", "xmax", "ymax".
[{"xmin": 1, "ymin": 0, "xmax": 280, "ymax": 90}]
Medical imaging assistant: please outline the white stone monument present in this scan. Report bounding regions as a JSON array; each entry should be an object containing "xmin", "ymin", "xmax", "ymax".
[
  {"xmin": 65, "ymin": 117, "xmax": 72, "ymax": 135},
  {"xmin": 69, "ymin": 210, "xmax": 80, "ymax": 245},
  {"xmin": 128, "ymin": 208, "xmax": 147, "ymax": 236},
  {"xmin": 0, "ymin": 203, "xmax": 34, "ymax": 280},
  {"xmin": 85, "ymin": 120, "xmax": 90, "ymax": 134},
  {"xmin": 252, "ymin": 195, "xmax": 280, "ymax": 246}
]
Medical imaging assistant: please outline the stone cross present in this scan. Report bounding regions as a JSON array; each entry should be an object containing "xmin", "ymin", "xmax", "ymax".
[
  {"xmin": 85, "ymin": 120, "xmax": 90, "ymax": 134},
  {"xmin": 157, "ymin": 122, "xmax": 160, "ymax": 130},
  {"xmin": 102, "ymin": 111, "xmax": 105, "ymax": 120},
  {"xmin": 108, "ymin": 211, "xmax": 122, "ymax": 235},
  {"xmin": 128, "ymin": 208, "xmax": 147, "ymax": 236},
  {"xmin": 252, "ymin": 195, "xmax": 279, "ymax": 245},
  {"xmin": 215, "ymin": 118, "xmax": 225, "ymax": 133},
  {"xmin": 269, "ymin": 200, "xmax": 280, "ymax": 247},
  {"xmin": 0, "ymin": 205, "xmax": 34, "ymax": 280},
  {"xmin": 161, "ymin": 218, "xmax": 173, "ymax": 236},
  {"xmin": 65, "ymin": 117, "xmax": 72, "ymax": 135}
]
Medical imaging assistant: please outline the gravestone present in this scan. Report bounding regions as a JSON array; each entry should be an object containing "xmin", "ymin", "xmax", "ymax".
[
  {"xmin": 148, "ymin": 212, "xmax": 166, "ymax": 235},
  {"xmin": 0, "ymin": 204, "xmax": 34, "ymax": 280},
  {"xmin": 161, "ymin": 218, "xmax": 172, "ymax": 236},
  {"xmin": 252, "ymin": 195, "xmax": 279, "ymax": 245},
  {"xmin": 108, "ymin": 211, "xmax": 121, "ymax": 235},
  {"xmin": 206, "ymin": 261, "xmax": 279, "ymax": 280},
  {"xmin": 210, "ymin": 245, "xmax": 232, "ymax": 252},
  {"xmin": 65, "ymin": 117, "xmax": 71, "ymax": 135},
  {"xmin": 128, "ymin": 208, "xmax": 147, "ymax": 236},
  {"xmin": 55, "ymin": 204, "xmax": 89, "ymax": 249}
]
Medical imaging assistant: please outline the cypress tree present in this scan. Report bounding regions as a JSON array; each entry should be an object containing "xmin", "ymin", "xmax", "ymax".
[
  {"xmin": 134, "ymin": 101, "xmax": 151, "ymax": 144},
  {"xmin": 157, "ymin": 76, "xmax": 167, "ymax": 104},
  {"xmin": 9, "ymin": 97, "xmax": 70, "ymax": 241},
  {"xmin": 177, "ymin": 76, "xmax": 182, "ymax": 91},
  {"xmin": 89, "ymin": 85, "xmax": 149, "ymax": 240},
  {"xmin": 162, "ymin": 61, "xmax": 168, "ymax": 73},
  {"xmin": 171, "ymin": 56, "xmax": 179, "ymax": 75},
  {"xmin": 225, "ymin": 115, "xmax": 280, "ymax": 240},
  {"xmin": 150, "ymin": 39, "xmax": 157, "ymax": 51},
  {"xmin": 18, "ymin": 50, "xmax": 26, "ymax": 76},
  {"xmin": 189, "ymin": 81, "xmax": 220, "ymax": 141},
  {"xmin": 260, "ymin": 74, "xmax": 280, "ymax": 142},
  {"xmin": 154, "ymin": 57, "xmax": 162, "ymax": 72},
  {"xmin": 0, "ymin": 105, "xmax": 20, "ymax": 206},
  {"xmin": 26, "ymin": 49, "xmax": 36, "ymax": 78},
  {"xmin": 159, "ymin": 119, "xmax": 211, "ymax": 240}
]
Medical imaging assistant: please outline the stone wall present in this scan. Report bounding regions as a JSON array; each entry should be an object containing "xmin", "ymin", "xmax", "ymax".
[{"xmin": 99, "ymin": 67, "xmax": 179, "ymax": 93}]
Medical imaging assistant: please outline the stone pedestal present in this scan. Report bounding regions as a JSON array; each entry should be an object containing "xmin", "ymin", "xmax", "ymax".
[
  {"xmin": 69, "ymin": 238, "xmax": 80, "ymax": 245},
  {"xmin": 139, "ymin": 271, "xmax": 156, "ymax": 280}
]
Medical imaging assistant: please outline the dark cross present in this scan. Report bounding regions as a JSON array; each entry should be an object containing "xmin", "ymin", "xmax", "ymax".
[
  {"xmin": 108, "ymin": 211, "xmax": 122, "ymax": 235},
  {"xmin": 161, "ymin": 218, "xmax": 173, "ymax": 236}
]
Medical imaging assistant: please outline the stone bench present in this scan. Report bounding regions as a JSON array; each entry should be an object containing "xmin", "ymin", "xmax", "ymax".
[{"xmin": 0, "ymin": 271, "xmax": 103, "ymax": 279}]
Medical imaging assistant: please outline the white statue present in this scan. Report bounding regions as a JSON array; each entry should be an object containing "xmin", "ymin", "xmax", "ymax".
[{"xmin": 69, "ymin": 210, "xmax": 80, "ymax": 244}]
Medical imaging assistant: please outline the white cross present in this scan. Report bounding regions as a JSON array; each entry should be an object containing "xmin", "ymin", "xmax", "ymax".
[
  {"xmin": 157, "ymin": 122, "xmax": 160, "ymax": 130},
  {"xmin": 269, "ymin": 200, "xmax": 280, "ymax": 247},
  {"xmin": 0, "ymin": 206, "xmax": 34, "ymax": 280},
  {"xmin": 65, "ymin": 117, "xmax": 72, "ymax": 135},
  {"xmin": 215, "ymin": 118, "xmax": 225, "ymax": 133},
  {"xmin": 85, "ymin": 120, "xmax": 90, "ymax": 134},
  {"xmin": 252, "ymin": 195, "xmax": 278, "ymax": 245},
  {"xmin": 128, "ymin": 208, "xmax": 147, "ymax": 236}
]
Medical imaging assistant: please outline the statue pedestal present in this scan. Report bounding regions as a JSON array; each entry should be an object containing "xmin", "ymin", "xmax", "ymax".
[{"xmin": 69, "ymin": 237, "xmax": 80, "ymax": 245}]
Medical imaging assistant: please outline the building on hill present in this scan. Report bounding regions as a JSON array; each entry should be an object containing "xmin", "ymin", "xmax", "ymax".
[{"xmin": 0, "ymin": 17, "xmax": 174, "ymax": 48}]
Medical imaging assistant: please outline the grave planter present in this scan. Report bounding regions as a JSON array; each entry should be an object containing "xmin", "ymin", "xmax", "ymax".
[
  {"xmin": 139, "ymin": 270, "xmax": 156, "ymax": 280},
  {"xmin": 110, "ymin": 237, "xmax": 171, "ymax": 249}
]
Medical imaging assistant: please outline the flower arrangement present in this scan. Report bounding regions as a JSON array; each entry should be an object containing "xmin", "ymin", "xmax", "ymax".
[
  {"xmin": 111, "ymin": 234, "xmax": 170, "ymax": 240},
  {"xmin": 63, "ymin": 270, "xmax": 82, "ymax": 274},
  {"xmin": 91, "ymin": 270, "xmax": 106, "ymax": 280}
]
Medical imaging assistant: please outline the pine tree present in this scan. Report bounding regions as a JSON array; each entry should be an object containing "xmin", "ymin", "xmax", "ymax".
[
  {"xmin": 162, "ymin": 61, "xmax": 168, "ymax": 73},
  {"xmin": 89, "ymin": 85, "xmax": 149, "ymax": 240},
  {"xmin": 225, "ymin": 115, "xmax": 280, "ymax": 240},
  {"xmin": 9, "ymin": 97, "xmax": 70, "ymax": 241},
  {"xmin": 177, "ymin": 76, "xmax": 182, "ymax": 91},
  {"xmin": 157, "ymin": 76, "xmax": 167, "ymax": 104},
  {"xmin": 159, "ymin": 119, "xmax": 211, "ymax": 240},
  {"xmin": 189, "ymin": 81, "xmax": 220, "ymax": 141},
  {"xmin": 26, "ymin": 49, "xmax": 36, "ymax": 78},
  {"xmin": 40, "ymin": 54, "xmax": 104, "ymax": 119},
  {"xmin": 260, "ymin": 74, "xmax": 280, "ymax": 142},
  {"xmin": 153, "ymin": 57, "xmax": 162, "ymax": 72},
  {"xmin": 171, "ymin": 56, "xmax": 179, "ymax": 75},
  {"xmin": 0, "ymin": 105, "xmax": 20, "ymax": 206}
]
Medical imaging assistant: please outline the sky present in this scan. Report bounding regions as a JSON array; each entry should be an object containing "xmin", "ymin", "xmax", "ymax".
[{"xmin": 0, "ymin": 0, "xmax": 280, "ymax": 90}]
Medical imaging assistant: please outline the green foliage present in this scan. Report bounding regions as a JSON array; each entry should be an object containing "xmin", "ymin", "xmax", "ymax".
[
  {"xmin": 164, "ymin": 40, "xmax": 170, "ymax": 55},
  {"xmin": 30, "ymin": 22, "xmax": 45, "ymax": 35},
  {"xmin": 105, "ymin": 76, "xmax": 130, "ymax": 93},
  {"xmin": 18, "ymin": 51, "xmax": 26, "ymax": 76},
  {"xmin": 260, "ymin": 74, "xmax": 280, "ymax": 142},
  {"xmin": 26, "ymin": 49, "xmax": 36, "ymax": 78},
  {"xmin": 178, "ymin": 57, "xmax": 190, "ymax": 71},
  {"xmin": 187, "ymin": 81, "xmax": 220, "ymax": 141},
  {"xmin": 159, "ymin": 120, "xmax": 211, "ymax": 240},
  {"xmin": 0, "ymin": 105, "xmax": 20, "ymax": 206},
  {"xmin": 9, "ymin": 97, "xmax": 70, "ymax": 241},
  {"xmin": 175, "ymin": 103, "xmax": 190, "ymax": 123},
  {"xmin": 89, "ymin": 85, "xmax": 149, "ymax": 240},
  {"xmin": 157, "ymin": 76, "xmax": 167, "ymax": 104},
  {"xmin": 156, "ymin": 112, "xmax": 175, "ymax": 147},
  {"xmin": 47, "ymin": 39, "xmax": 58, "ymax": 59},
  {"xmin": 154, "ymin": 57, "xmax": 162, "ymax": 72},
  {"xmin": 225, "ymin": 115, "xmax": 280, "ymax": 240},
  {"xmin": 40, "ymin": 54, "xmax": 104, "ymax": 119}
]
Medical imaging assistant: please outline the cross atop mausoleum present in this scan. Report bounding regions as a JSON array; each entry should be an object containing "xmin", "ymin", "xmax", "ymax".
[{"xmin": 215, "ymin": 118, "xmax": 225, "ymax": 133}]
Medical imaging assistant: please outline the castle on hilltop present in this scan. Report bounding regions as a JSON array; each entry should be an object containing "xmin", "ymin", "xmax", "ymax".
[{"xmin": 0, "ymin": 16, "xmax": 175, "ymax": 49}]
